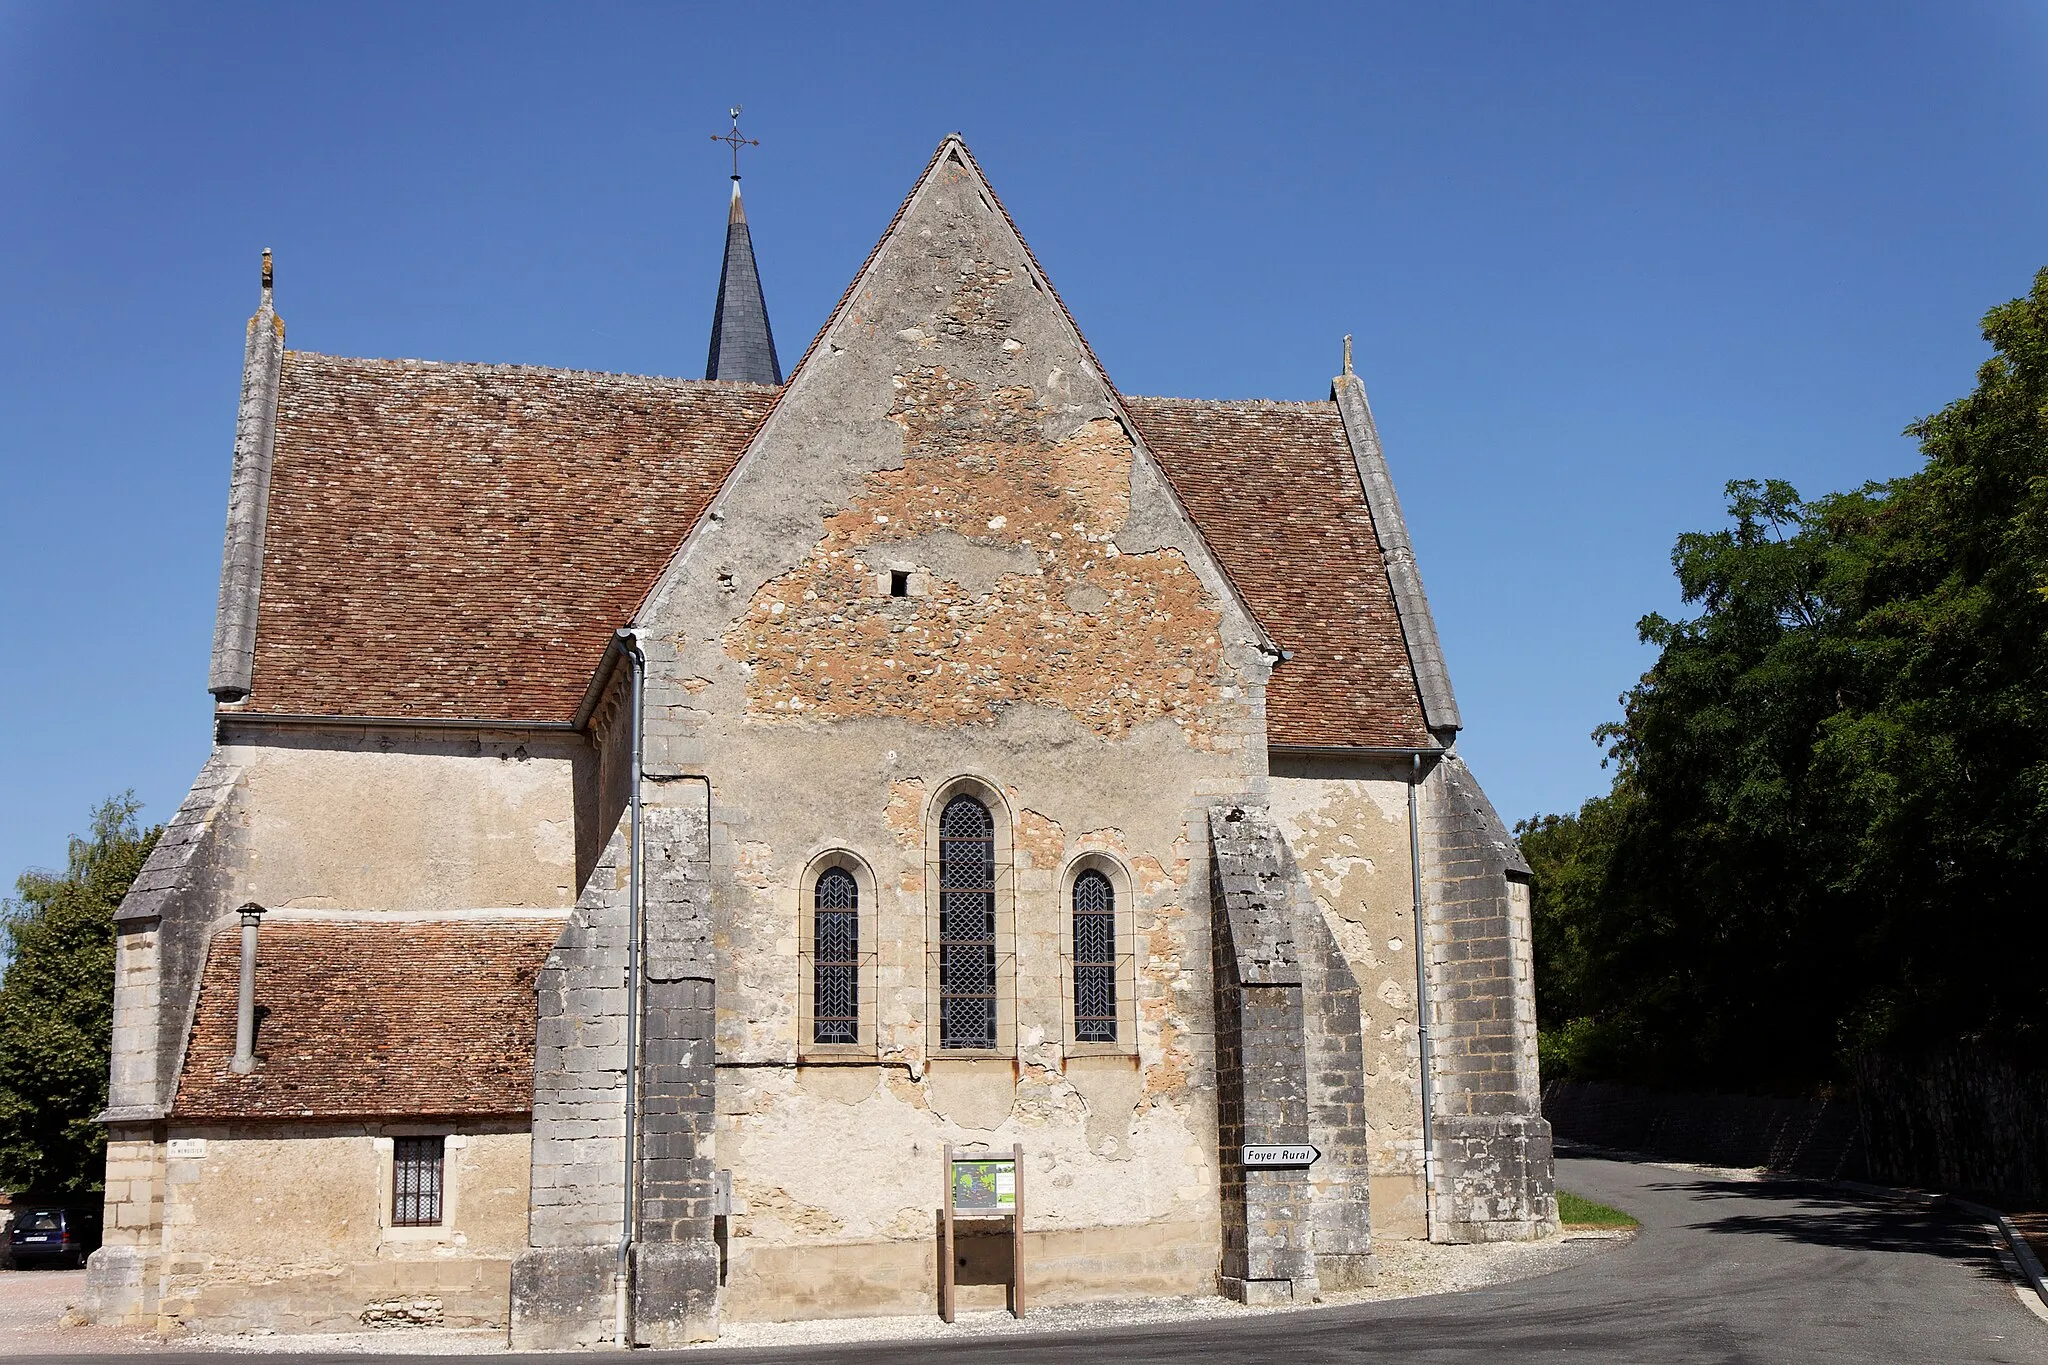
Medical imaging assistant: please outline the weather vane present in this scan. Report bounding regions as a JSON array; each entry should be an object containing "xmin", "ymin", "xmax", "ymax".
[{"xmin": 712, "ymin": 105, "xmax": 758, "ymax": 181}]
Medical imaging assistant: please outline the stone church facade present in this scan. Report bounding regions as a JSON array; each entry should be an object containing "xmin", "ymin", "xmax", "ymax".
[{"xmin": 84, "ymin": 135, "xmax": 1553, "ymax": 1346}]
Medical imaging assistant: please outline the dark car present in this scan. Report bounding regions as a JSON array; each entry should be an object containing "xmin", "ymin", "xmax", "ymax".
[{"xmin": 9, "ymin": 1205, "xmax": 101, "ymax": 1267}]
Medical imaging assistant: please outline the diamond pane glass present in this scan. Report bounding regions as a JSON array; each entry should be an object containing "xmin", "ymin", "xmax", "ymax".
[
  {"xmin": 1073, "ymin": 870, "xmax": 1117, "ymax": 1043},
  {"xmin": 814, "ymin": 867, "xmax": 859, "ymax": 1044},
  {"xmin": 939, "ymin": 795, "xmax": 997, "ymax": 1050}
]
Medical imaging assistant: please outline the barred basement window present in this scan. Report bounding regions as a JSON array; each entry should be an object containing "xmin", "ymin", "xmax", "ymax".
[
  {"xmin": 938, "ymin": 795, "xmax": 997, "ymax": 1050},
  {"xmin": 1072, "ymin": 870, "xmax": 1118, "ymax": 1043},
  {"xmin": 392, "ymin": 1136, "xmax": 444, "ymax": 1227},
  {"xmin": 813, "ymin": 867, "xmax": 860, "ymax": 1044}
]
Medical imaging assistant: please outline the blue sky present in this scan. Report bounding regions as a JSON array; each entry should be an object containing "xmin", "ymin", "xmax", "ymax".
[{"xmin": 2, "ymin": 2, "xmax": 2044, "ymax": 882}]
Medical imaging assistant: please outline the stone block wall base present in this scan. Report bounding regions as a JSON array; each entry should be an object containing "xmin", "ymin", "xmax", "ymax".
[
  {"xmin": 82, "ymin": 1245, "xmax": 161, "ymax": 1327},
  {"xmin": 509, "ymin": 1245, "xmax": 621, "ymax": 1350},
  {"xmin": 631, "ymin": 1241, "xmax": 719, "ymax": 1346},
  {"xmin": 1314, "ymin": 1252, "xmax": 1376, "ymax": 1290},
  {"xmin": 1434, "ymin": 1113, "xmax": 1560, "ymax": 1243},
  {"xmin": 1221, "ymin": 1276, "xmax": 1299, "ymax": 1306},
  {"xmin": 1435, "ymin": 1217, "xmax": 1559, "ymax": 1244}
]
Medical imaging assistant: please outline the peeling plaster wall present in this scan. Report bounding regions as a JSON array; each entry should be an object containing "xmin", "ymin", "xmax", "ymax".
[
  {"xmin": 153, "ymin": 1124, "xmax": 531, "ymax": 1335},
  {"xmin": 627, "ymin": 152, "xmax": 1274, "ymax": 1319},
  {"xmin": 92, "ymin": 727, "xmax": 593, "ymax": 1330},
  {"xmin": 218, "ymin": 725, "xmax": 588, "ymax": 912},
  {"xmin": 1267, "ymin": 759, "xmax": 1430, "ymax": 1240}
]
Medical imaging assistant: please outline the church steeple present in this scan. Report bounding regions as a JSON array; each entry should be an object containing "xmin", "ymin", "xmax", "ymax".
[{"xmin": 705, "ymin": 108, "xmax": 781, "ymax": 385}]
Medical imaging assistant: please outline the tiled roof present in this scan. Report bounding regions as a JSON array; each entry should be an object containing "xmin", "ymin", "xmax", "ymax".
[
  {"xmin": 1126, "ymin": 396, "xmax": 1431, "ymax": 749},
  {"xmin": 240, "ymin": 355, "xmax": 777, "ymax": 722},
  {"xmin": 171, "ymin": 918, "xmax": 565, "ymax": 1120},
  {"xmin": 234, "ymin": 353, "xmax": 1430, "ymax": 746}
]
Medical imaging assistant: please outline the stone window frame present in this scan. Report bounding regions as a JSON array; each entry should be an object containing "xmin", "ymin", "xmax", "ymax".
[
  {"xmin": 1058, "ymin": 852, "xmax": 1139, "ymax": 1057},
  {"xmin": 374, "ymin": 1129, "xmax": 464, "ymax": 1244},
  {"xmin": 797, "ymin": 849, "xmax": 881, "ymax": 1059},
  {"xmin": 924, "ymin": 775, "xmax": 1018, "ymax": 1059}
]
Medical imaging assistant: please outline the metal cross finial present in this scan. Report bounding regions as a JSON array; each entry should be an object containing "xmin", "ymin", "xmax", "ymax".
[{"xmin": 711, "ymin": 105, "xmax": 758, "ymax": 181}]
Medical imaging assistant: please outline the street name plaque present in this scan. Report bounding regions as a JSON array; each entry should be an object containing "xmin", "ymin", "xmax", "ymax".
[{"xmin": 1241, "ymin": 1143, "xmax": 1321, "ymax": 1168}]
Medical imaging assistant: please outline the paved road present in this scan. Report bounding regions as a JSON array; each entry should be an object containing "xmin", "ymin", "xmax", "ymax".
[{"xmin": 35, "ymin": 1154, "xmax": 2048, "ymax": 1363}]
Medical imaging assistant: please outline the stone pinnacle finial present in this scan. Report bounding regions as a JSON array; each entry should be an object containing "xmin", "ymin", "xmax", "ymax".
[
  {"xmin": 261, "ymin": 248, "xmax": 273, "ymax": 294},
  {"xmin": 1343, "ymin": 334, "xmax": 1353, "ymax": 376}
]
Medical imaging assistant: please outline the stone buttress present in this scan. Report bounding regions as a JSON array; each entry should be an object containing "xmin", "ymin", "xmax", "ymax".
[
  {"xmin": 512, "ymin": 789, "xmax": 720, "ymax": 1348},
  {"xmin": 1420, "ymin": 754, "xmax": 1556, "ymax": 1241},
  {"xmin": 1207, "ymin": 804, "xmax": 1374, "ymax": 1303}
]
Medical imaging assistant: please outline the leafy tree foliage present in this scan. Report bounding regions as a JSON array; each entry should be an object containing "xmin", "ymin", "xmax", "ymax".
[
  {"xmin": 1528, "ymin": 268, "xmax": 2048, "ymax": 1093},
  {"xmin": 0, "ymin": 797, "xmax": 159, "ymax": 1195}
]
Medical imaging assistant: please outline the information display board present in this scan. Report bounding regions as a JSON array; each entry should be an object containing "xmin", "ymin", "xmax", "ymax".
[
  {"xmin": 950, "ymin": 1158, "xmax": 1017, "ymax": 1212},
  {"xmin": 939, "ymin": 1142, "xmax": 1024, "ymax": 1322}
]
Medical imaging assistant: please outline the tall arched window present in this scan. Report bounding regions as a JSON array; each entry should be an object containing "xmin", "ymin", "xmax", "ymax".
[
  {"xmin": 1072, "ymin": 870, "xmax": 1118, "ymax": 1043},
  {"xmin": 813, "ymin": 867, "xmax": 859, "ymax": 1044},
  {"xmin": 938, "ymin": 795, "xmax": 997, "ymax": 1050}
]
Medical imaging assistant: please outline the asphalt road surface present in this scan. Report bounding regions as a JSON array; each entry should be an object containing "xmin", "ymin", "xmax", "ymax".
[{"xmin": 35, "ymin": 1153, "xmax": 2048, "ymax": 1364}]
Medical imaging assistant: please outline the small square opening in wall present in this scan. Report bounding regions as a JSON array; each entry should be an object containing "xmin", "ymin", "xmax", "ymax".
[{"xmin": 890, "ymin": 570, "xmax": 911, "ymax": 598}]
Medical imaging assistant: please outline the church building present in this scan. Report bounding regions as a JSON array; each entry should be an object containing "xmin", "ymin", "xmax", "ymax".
[{"xmin": 84, "ymin": 133, "xmax": 1554, "ymax": 1346}]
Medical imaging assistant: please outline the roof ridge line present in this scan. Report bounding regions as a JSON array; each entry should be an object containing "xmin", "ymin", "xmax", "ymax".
[
  {"xmin": 285, "ymin": 351, "xmax": 784, "ymax": 389},
  {"xmin": 1121, "ymin": 394, "xmax": 1340, "ymax": 409}
]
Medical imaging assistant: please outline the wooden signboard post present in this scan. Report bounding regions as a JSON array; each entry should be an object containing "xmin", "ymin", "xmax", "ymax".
[{"xmin": 940, "ymin": 1142, "xmax": 1024, "ymax": 1322}]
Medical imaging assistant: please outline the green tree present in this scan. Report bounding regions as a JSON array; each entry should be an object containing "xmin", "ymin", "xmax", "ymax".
[
  {"xmin": 1526, "ymin": 267, "xmax": 2048, "ymax": 1092},
  {"xmin": 0, "ymin": 796, "xmax": 159, "ymax": 1196}
]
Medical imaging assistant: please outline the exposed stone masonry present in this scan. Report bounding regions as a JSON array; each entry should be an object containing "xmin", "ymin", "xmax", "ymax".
[
  {"xmin": 1208, "ymin": 804, "xmax": 1374, "ymax": 1303},
  {"xmin": 631, "ymin": 792, "xmax": 719, "ymax": 1347},
  {"xmin": 1421, "ymin": 754, "xmax": 1556, "ymax": 1242},
  {"xmin": 726, "ymin": 367, "xmax": 1231, "ymax": 747},
  {"xmin": 511, "ymin": 822, "xmax": 630, "ymax": 1350}
]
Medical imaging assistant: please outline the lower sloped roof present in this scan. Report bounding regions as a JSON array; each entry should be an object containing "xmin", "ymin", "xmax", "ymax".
[{"xmin": 172, "ymin": 917, "xmax": 566, "ymax": 1120}]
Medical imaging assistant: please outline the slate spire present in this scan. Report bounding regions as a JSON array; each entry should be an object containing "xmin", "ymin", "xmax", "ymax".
[{"xmin": 704, "ymin": 169, "xmax": 781, "ymax": 384}]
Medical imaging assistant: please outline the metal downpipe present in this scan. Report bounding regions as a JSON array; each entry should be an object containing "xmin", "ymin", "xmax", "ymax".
[
  {"xmin": 1410, "ymin": 752, "xmax": 1438, "ymax": 1242},
  {"xmin": 615, "ymin": 629, "xmax": 646, "ymax": 1347}
]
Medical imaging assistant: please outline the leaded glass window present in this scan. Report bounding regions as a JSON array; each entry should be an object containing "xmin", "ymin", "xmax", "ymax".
[
  {"xmin": 1072, "ymin": 870, "xmax": 1118, "ymax": 1043},
  {"xmin": 813, "ymin": 867, "xmax": 860, "ymax": 1044},
  {"xmin": 938, "ymin": 795, "xmax": 997, "ymax": 1050},
  {"xmin": 392, "ymin": 1136, "xmax": 444, "ymax": 1226}
]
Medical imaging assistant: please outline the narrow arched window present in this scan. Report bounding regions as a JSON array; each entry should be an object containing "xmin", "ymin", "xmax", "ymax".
[
  {"xmin": 1072, "ymin": 870, "xmax": 1118, "ymax": 1043},
  {"xmin": 938, "ymin": 795, "xmax": 997, "ymax": 1050},
  {"xmin": 813, "ymin": 868, "xmax": 859, "ymax": 1044}
]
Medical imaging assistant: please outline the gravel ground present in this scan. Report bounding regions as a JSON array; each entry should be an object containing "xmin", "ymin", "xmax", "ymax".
[
  {"xmin": 689, "ymin": 1229, "xmax": 1630, "ymax": 1352},
  {"xmin": 1, "ymin": 1231, "xmax": 1629, "ymax": 1357},
  {"xmin": 0, "ymin": 1266, "xmax": 161, "ymax": 1357}
]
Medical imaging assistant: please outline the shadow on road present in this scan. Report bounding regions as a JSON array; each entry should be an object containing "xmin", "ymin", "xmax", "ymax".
[{"xmin": 1644, "ymin": 1175, "xmax": 2008, "ymax": 1281}]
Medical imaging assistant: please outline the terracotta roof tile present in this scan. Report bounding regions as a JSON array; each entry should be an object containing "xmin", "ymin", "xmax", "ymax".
[
  {"xmin": 237, "ymin": 356, "xmax": 1430, "ymax": 748},
  {"xmin": 1126, "ymin": 396, "xmax": 1430, "ymax": 749},
  {"xmin": 242, "ymin": 355, "xmax": 776, "ymax": 722},
  {"xmin": 172, "ymin": 918, "xmax": 565, "ymax": 1120}
]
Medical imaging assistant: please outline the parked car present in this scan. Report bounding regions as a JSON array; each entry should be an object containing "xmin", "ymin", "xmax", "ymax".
[{"xmin": 8, "ymin": 1204, "xmax": 100, "ymax": 1268}]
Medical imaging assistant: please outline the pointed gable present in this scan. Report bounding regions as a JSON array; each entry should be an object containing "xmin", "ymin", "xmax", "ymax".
[{"xmin": 636, "ymin": 136, "xmax": 1274, "ymax": 748}]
